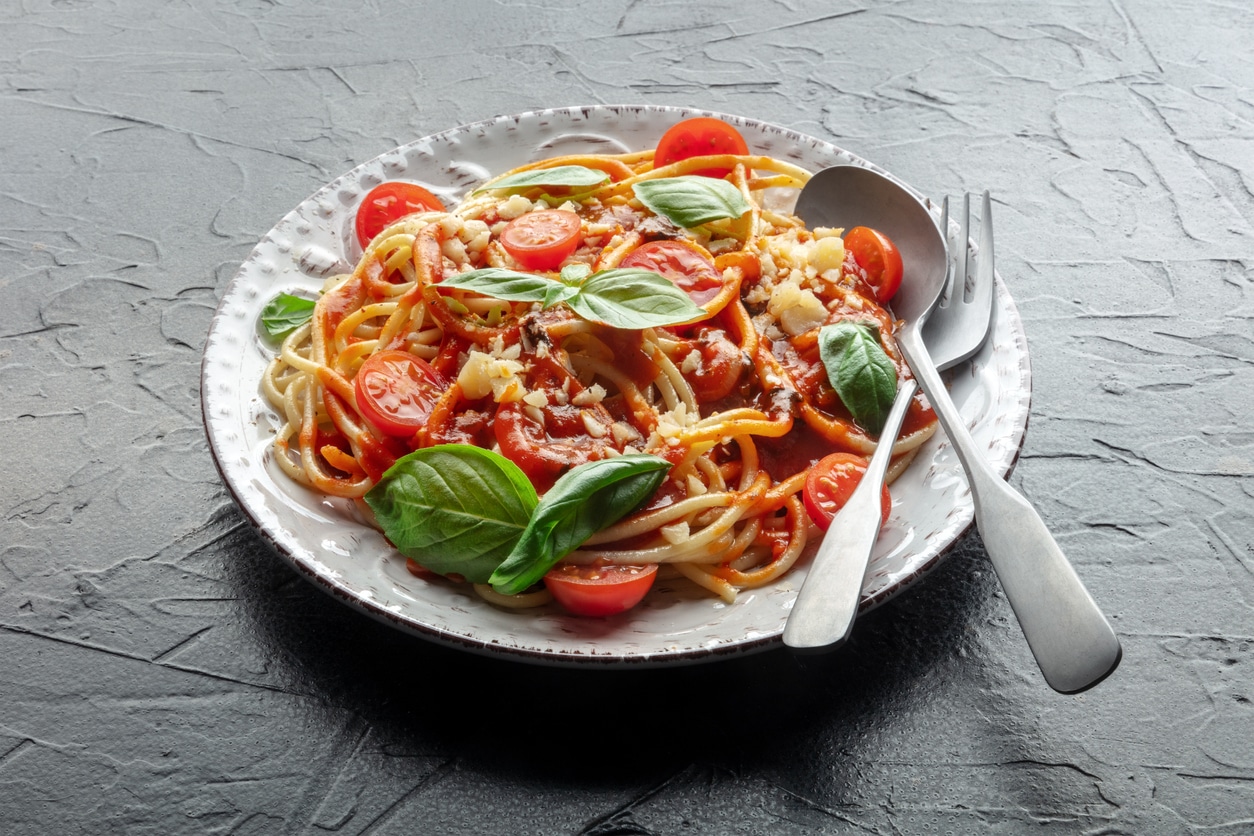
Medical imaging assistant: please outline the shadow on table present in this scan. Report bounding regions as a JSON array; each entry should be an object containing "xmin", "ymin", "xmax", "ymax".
[{"xmin": 221, "ymin": 521, "xmax": 1000, "ymax": 788}]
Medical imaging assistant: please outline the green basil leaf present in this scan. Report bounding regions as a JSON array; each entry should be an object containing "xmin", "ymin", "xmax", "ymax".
[
  {"xmin": 260, "ymin": 292, "xmax": 316, "ymax": 339},
  {"xmin": 473, "ymin": 165, "xmax": 610, "ymax": 194},
  {"xmin": 559, "ymin": 262, "xmax": 592, "ymax": 285},
  {"xmin": 818, "ymin": 321, "xmax": 898, "ymax": 435},
  {"xmin": 365, "ymin": 445, "xmax": 538, "ymax": 584},
  {"xmin": 440, "ymin": 268, "xmax": 555, "ymax": 303},
  {"xmin": 569, "ymin": 268, "xmax": 707, "ymax": 329},
  {"xmin": 543, "ymin": 281, "xmax": 581, "ymax": 308},
  {"xmin": 444, "ymin": 265, "xmax": 706, "ymax": 330},
  {"xmin": 489, "ymin": 454, "xmax": 672, "ymax": 595},
  {"xmin": 632, "ymin": 176, "xmax": 751, "ymax": 228}
]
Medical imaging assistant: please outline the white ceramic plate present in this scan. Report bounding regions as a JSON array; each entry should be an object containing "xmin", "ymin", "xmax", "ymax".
[{"xmin": 201, "ymin": 105, "xmax": 1030, "ymax": 666}]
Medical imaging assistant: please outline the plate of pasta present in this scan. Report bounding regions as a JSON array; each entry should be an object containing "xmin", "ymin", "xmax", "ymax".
[{"xmin": 201, "ymin": 105, "xmax": 1031, "ymax": 666}]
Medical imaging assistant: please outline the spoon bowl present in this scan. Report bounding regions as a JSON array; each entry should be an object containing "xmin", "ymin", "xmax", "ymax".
[{"xmin": 793, "ymin": 165, "xmax": 948, "ymax": 325}]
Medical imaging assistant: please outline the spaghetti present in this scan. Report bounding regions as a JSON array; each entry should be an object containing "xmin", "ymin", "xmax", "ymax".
[{"xmin": 262, "ymin": 121, "xmax": 938, "ymax": 614}]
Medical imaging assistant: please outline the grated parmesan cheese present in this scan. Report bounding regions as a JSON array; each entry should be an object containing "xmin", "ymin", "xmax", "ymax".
[
  {"xmin": 660, "ymin": 521, "xmax": 690, "ymax": 544},
  {"xmin": 768, "ymin": 276, "xmax": 828, "ymax": 336},
  {"xmin": 497, "ymin": 195, "xmax": 533, "ymax": 220},
  {"xmin": 571, "ymin": 383, "xmax": 607, "ymax": 407},
  {"xmin": 581, "ymin": 410, "xmax": 609, "ymax": 439},
  {"xmin": 457, "ymin": 349, "xmax": 525, "ymax": 403}
]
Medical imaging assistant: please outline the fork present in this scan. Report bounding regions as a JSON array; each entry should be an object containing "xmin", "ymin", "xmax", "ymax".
[
  {"xmin": 923, "ymin": 193, "xmax": 995, "ymax": 372},
  {"xmin": 894, "ymin": 195, "xmax": 1123, "ymax": 694}
]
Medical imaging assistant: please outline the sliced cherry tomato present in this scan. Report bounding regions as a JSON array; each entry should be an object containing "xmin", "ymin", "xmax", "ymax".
[
  {"xmin": 353, "ymin": 350, "xmax": 447, "ymax": 437},
  {"xmin": 499, "ymin": 209, "xmax": 583, "ymax": 271},
  {"xmin": 843, "ymin": 226, "xmax": 903, "ymax": 303},
  {"xmin": 355, "ymin": 182, "xmax": 444, "ymax": 250},
  {"xmin": 620, "ymin": 240, "xmax": 723, "ymax": 306},
  {"xmin": 543, "ymin": 563, "xmax": 658, "ymax": 616},
  {"xmin": 654, "ymin": 117, "xmax": 749, "ymax": 178},
  {"xmin": 803, "ymin": 452, "xmax": 891, "ymax": 531}
]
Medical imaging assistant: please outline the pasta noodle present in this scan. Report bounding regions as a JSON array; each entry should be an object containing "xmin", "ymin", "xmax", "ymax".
[{"xmin": 262, "ymin": 135, "xmax": 938, "ymax": 613}]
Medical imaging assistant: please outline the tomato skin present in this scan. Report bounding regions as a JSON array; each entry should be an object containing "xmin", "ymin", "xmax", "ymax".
[
  {"xmin": 355, "ymin": 182, "xmax": 444, "ymax": 249},
  {"xmin": 654, "ymin": 117, "xmax": 749, "ymax": 178},
  {"xmin": 620, "ymin": 240, "xmax": 723, "ymax": 306},
  {"xmin": 499, "ymin": 209, "xmax": 583, "ymax": 271},
  {"xmin": 843, "ymin": 226, "xmax": 903, "ymax": 302},
  {"xmin": 543, "ymin": 563, "xmax": 659, "ymax": 616},
  {"xmin": 803, "ymin": 453, "xmax": 891, "ymax": 531},
  {"xmin": 353, "ymin": 350, "xmax": 447, "ymax": 437}
]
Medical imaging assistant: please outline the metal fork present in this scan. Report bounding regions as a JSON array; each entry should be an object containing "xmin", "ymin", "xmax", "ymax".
[{"xmin": 923, "ymin": 193, "xmax": 995, "ymax": 372}]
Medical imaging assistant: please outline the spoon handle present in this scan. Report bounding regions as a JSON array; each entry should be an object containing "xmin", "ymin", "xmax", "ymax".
[
  {"xmin": 897, "ymin": 328, "xmax": 1122, "ymax": 693},
  {"xmin": 783, "ymin": 379, "xmax": 918, "ymax": 652}
]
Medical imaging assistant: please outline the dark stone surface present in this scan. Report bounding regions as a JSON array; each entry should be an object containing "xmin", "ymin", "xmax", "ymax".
[{"xmin": 1, "ymin": 1, "xmax": 1251, "ymax": 833}]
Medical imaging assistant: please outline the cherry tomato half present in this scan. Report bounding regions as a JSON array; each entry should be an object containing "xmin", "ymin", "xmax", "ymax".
[
  {"xmin": 499, "ymin": 209, "xmax": 583, "ymax": 271},
  {"xmin": 355, "ymin": 182, "xmax": 444, "ymax": 250},
  {"xmin": 654, "ymin": 117, "xmax": 750, "ymax": 178},
  {"xmin": 620, "ymin": 240, "xmax": 724, "ymax": 306},
  {"xmin": 803, "ymin": 452, "xmax": 891, "ymax": 531},
  {"xmin": 353, "ymin": 350, "xmax": 447, "ymax": 437},
  {"xmin": 843, "ymin": 226, "xmax": 903, "ymax": 303},
  {"xmin": 543, "ymin": 563, "xmax": 659, "ymax": 616}
]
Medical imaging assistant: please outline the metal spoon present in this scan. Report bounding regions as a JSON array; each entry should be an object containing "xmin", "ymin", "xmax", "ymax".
[
  {"xmin": 785, "ymin": 166, "xmax": 1122, "ymax": 694},
  {"xmin": 783, "ymin": 165, "xmax": 947, "ymax": 653}
]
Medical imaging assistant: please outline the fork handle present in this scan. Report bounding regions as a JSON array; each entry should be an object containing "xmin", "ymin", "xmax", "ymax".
[{"xmin": 898, "ymin": 329, "xmax": 1122, "ymax": 693}]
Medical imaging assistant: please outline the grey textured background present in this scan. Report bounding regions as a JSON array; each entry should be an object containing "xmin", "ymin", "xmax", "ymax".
[{"xmin": 2, "ymin": 1, "xmax": 1252, "ymax": 833}]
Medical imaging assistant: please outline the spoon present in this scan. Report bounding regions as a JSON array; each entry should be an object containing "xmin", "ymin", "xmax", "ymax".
[
  {"xmin": 786, "ymin": 166, "xmax": 1122, "ymax": 695},
  {"xmin": 783, "ymin": 165, "xmax": 947, "ymax": 653}
]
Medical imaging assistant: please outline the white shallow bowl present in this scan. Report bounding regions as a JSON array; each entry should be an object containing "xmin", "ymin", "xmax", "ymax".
[{"xmin": 201, "ymin": 105, "xmax": 1031, "ymax": 667}]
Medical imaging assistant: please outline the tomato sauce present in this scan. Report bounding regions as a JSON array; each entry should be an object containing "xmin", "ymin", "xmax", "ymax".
[
  {"xmin": 317, "ymin": 276, "xmax": 367, "ymax": 337},
  {"xmin": 755, "ymin": 422, "xmax": 834, "ymax": 481},
  {"xmin": 586, "ymin": 324, "xmax": 659, "ymax": 386}
]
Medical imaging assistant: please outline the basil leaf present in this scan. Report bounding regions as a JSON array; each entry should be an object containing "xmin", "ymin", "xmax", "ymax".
[
  {"xmin": 473, "ymin": 165, "xmax": 609, "ymax": 194},
  {"xmin": 365, "ymin": 445, "xmax": 538, "ymax": 584},
  {"xmin": 568, "ymin": 269, "xmax": 706, "ymax": 329},
  {"xmin": 260, "ymin": 292, "xmax": 316, "ymax": 339},
  {"xmin": 443, "ymin": 266, "xmax": 706, "ymax": 329},
  {"xmin": 632, "ymin": 176, "xmax": 751, "ymax": 228},
  {"xmin": 440, "ymin": 268, "xmax": 554, "ymax": 303},
  {"xmin": 560, "ymin": 262, "xmax": 592, "ymax": 284},
  {"xmin": 489, "ymin": 454, "xmax": 672, "ymax": 595},
  {"xmin": 543, "ymin": 281, "xmax": 581, "ymax": 308},
  {"xmin": 818, "ymin": 321, "xmax": 899, "ymax": 435}
]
